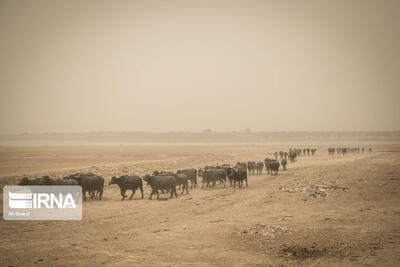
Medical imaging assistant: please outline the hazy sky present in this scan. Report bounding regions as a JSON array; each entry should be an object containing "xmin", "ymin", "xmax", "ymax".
[{"xmin": 0, "ymin": 0, "xmax": 399, "ymax": 133}]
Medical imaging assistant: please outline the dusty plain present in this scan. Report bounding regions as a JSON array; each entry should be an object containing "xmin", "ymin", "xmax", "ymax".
[{"xmin": 0, "ymin": 144, "xmax": 399, "ymax": 266}]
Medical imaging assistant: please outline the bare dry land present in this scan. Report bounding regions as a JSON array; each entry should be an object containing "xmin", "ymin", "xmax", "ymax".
[{"xmin": 0, "ymin": 144, "xmax": 399, "ymax": 266}]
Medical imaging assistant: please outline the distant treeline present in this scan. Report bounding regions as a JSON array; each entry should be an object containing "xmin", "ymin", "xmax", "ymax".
[{"xmin": 1, "ymin": 131, "xmax": 399, "ymax": 144}]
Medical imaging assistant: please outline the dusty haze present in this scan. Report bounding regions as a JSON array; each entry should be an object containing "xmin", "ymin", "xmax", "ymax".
[{"xmin": 1, "ymin": 0, "xmax": 399, "ymax": 134}]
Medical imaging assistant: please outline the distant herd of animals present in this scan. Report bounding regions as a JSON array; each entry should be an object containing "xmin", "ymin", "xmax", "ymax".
[
  {"xmin": 17, "ymin": 147, "xmax": 372, "ymax": 201},
  {"xmin": 328, "ymin": 147, "xmax": 372, "ymax": 155}
]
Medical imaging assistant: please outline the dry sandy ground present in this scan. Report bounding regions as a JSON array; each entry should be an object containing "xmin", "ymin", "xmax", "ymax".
[{"xmin": 0, "ymin": 145, "xmax": 399, "ymax": 266}]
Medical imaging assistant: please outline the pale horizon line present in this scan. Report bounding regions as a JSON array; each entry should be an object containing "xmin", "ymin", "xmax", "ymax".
[{"xmin": 1, "ymin": 130, "xmax": 399, "ymax": 136}]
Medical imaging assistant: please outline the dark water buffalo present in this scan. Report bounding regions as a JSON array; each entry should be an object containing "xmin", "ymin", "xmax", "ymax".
[
  {"xmin": 281, "ymin": 159, "xmax": 287, "ymax": 171},
  {"xmin": 152, "ymin": 170, "xmax": 189, "ymax": 194},
  {"xmin": 66, "ymin": 173, "xmax": 104, "ymax": 201},
  {"xmin": 200, "ymin": 168, "xmax": 227, "ymax": 188},
  {"xmin": 177, "ymin": 168, "xmax": 197, "ymax": 188},
  {"xmin": 265, "ymin": 158, "xmax": 280, "ymax": 176},
  {"xmin": 288, "ymin": 151, "xmax": 297, "ymax": 162},
  {"xmin": 174, "ymin": 173, "xmax": 189, "ymax": 194},
  {"xmin": 109, "ymin": 175, "xmax": 144, "ymax": 200},
  {"xmin": 247, "ymin": 161, "xmax": 257, "ymax": 175},
  {"xmin": 264, "ymin": 158, "xmax": 272, "ymax": 174},
  {"xmin": 226, "ymin": 167, "xmax": 248, "ymax": 188},
  {"xmin": 152, "ymin": 170, "xmax": 176, "ymax": 193},
  {"xmin": 143, "ymin": 175, "xmax": 177, "ymax": 199},
  {"xmin": 270, "ymin": 160, "xmax": 280, "ymax": 175},
  {"xmin": 256, "ymin": 162, "xmax": 264, "ymax": 175}
]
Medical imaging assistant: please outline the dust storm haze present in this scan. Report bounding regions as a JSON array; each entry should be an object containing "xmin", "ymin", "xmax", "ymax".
[
  {"xmin": 0, "ymin": 0, "xmax": 399, "ymax": 134},
  {"xmin": 2, "ymin": 2, "xmax": 400, "ymax": 266}
]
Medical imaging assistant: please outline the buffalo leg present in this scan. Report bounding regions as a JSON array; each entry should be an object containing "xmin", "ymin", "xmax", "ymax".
[
  {"xmin": 181, "ymin": 184, "xmax": 185, "ymax": 195},
  {"xmin": 129, "ymin": 190, "xmax": 135, "ymax": 200},
  {"xmin": 121, "ymin": 189, "xmax": 126, "ymax": 200},
  {"xmin": 149, "ymin": 190, "xmax": 154, "ymax": 199},
  {"xmin": 140, "ymin": 185, "xmax": 144, "ymax": 198},
  {"xmin": 171, "ymin": 187, "xmax": 177, "ymax": 198}
]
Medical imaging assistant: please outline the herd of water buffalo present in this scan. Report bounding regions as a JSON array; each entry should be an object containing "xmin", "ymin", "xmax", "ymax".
[
  {"xmin": 328, "ymin": 147, "xmax": 372, "ymax": 155},
  {"xmin": 16, "ymin": 147, "xmax": 370, "ymax": 201}
]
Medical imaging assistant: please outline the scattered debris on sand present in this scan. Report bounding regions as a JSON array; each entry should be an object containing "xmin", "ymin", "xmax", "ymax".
[{"xmin": 279, "ymin": 180, "xmax": 349, "ymax": 198}]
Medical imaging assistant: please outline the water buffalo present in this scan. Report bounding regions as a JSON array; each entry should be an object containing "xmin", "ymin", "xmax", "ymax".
[
  {"xmin": 270, "ymin": 160, "xmax": 280, "ymax": 175},
  {"xmin": 66, "ymin": 173, "xmax": 104, "ymax": 201},
  {"xmin": 281, "ymin": 159, "xmax": 287, "ymax": 171},
  {"xmin": 152, "ymin": 170, "xmax": 189, "ymax": 194},
  {"xmin": 176, "ymin": 168, "xmax": 197, "ymax": 188},
  {"xmin": 200, "ymin": 168, "xmax": 227, "ymax": 188},
  {"xmin": 247, "ymin": 161, "xmax": 257, "ymax": 175},
  {"xmin": 174, "ymin": 173, "xmax": 189, "ymax": 194},
  {"xmin": 288, "ymin": 151, "xmax": 297, "ymax": 162},
  {"xmin": 143, "ymin": 175, "xmax": 177, "ymax": 199},
  {"xmin": 264, "ymin": 158, "xmax": 273, "ymax": 174},
  {"xmin": 226, "ymin": 167, "xmax": 248, "ymax": 188},
  {"xmin": 256, "ymin": 162, "xmax": 264, "ymax": 175},
  {"xmin": 265, "ymin": 158, "xmax": 280, "ymax": 175},
  {"xmin": 109, "ymin": 175, "xmax": 144, "ymax": 200}
]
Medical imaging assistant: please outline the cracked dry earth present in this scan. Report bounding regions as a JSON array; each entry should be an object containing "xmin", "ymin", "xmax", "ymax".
[{"xmin": 0, "ymin": 145, "xmax": 399, "ymax": 266}]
